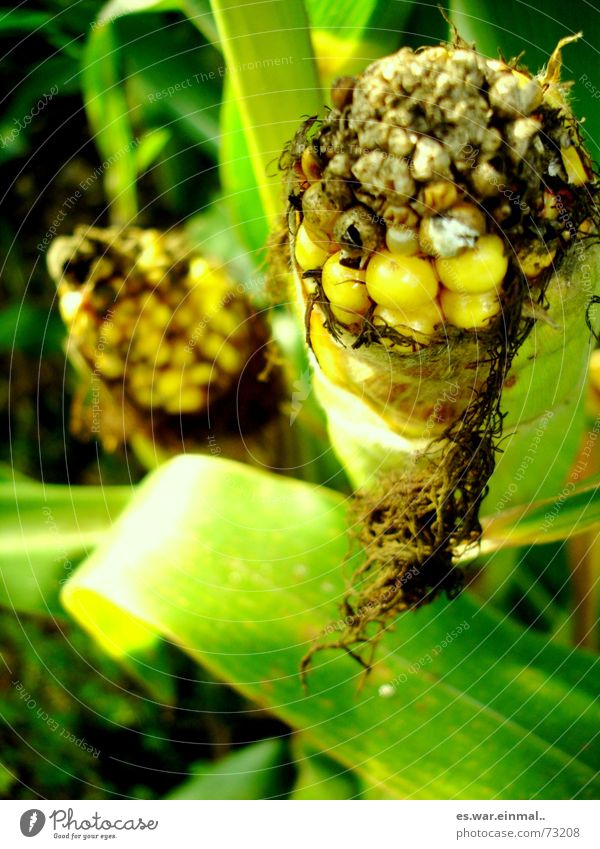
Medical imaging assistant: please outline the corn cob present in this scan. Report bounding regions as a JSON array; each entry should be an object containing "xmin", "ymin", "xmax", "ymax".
[
  {"xmin": 281, "ymin": 37, "xmax": 600, "ymax": 664},
  {"xmin": 48, "ymin": 226, "xmax": 279, "ymax": 461}
]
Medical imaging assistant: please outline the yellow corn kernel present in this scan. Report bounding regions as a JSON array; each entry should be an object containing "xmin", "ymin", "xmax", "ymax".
[
  {"xmin": 154, "ymin": 369, "xmax": 183, "ymax": 401},
  {"xmin": 163, "ymin": 387, "xmax": 205, "ymax": 414},
  {"xmin": 188, "ymin": 362, "xmax": 215, "ymax": 385},
  {"xmin": 517, "ymin": 242, "xmax": 557, "ymax": 278},
  {"xmin": 129, "ymin": 385, "xmax": 154, "ymax": 409},
  {"xmin": 95, "ymin": 352, "xmax": 124, "ymax": 379},
  {"xmin": 322, "ymin": 252, "xmax": 370, "ymax": 325},
  {"xmin": 294, "ymin": 222, "xmax": 330, "ymax": 270},
  {"xmin": 149, "ymin": 300, "xmax": 172, "ymax": 330},
  {"xmin": 100, "ymin": 320, "xmax": 122, "ymax": 347},
  {"xmin": 131, "ymin": 329, "xmax": 164, "ymax": 361},
  {"xmin": 441, "ymin": 288, "xmax": 500, "ymax": 329},
  {"xmin": 435, "ymin": 234, "xmax": 508, "ymax": 294},
  {"xmin": 374, "ymin": 300, "xmax": 443, "ymax": 350},
  {"xmin": 171, "ymin": 343, "xmax": 196, "ymax": 367},
  {"xmin": 203, "ymin": 333, "xmax": 243, "ymax": 374},
  {"xmin": 385, "ymin": 227, "xmax": 419, "ymax": 256},
  {"xmin": 365, "ymin": 251, "xmax": 439, "ymax": 311},
  {"xmin": 561, "ymin": 145, "xmax": 589, "ymax": 187}
]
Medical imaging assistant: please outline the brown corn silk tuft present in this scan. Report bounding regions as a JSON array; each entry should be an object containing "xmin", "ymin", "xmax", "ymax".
[{"xmin": 276, "ymin": 37, "xmax": 600, "ymax": 669}]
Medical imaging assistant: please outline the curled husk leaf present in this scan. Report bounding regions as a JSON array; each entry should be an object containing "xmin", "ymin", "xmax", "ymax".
[{"xmin": 278, "ymin": 38, "xmax": 600, "ymax": 668}]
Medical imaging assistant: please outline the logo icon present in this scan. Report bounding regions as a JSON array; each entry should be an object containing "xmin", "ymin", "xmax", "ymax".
[{"xmin": 20, "ymin": 810, "xmax": 45, "ymax": 837}]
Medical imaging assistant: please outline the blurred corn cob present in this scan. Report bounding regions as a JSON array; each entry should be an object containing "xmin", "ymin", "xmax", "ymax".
[
  {"xmin": 48, "ymin": 226, "xmax": 281, "ymax": 465},
  {"xmin": 280, "ymin": 37, "xmax": 600, "ymax": 663}
]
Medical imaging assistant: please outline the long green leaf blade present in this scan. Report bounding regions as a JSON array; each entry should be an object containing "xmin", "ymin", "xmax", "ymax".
[
  {"xmin": 208, "ymin": 0, "xmax": 321, "ymax": 226},
  {"xmin": 62, "ymin": 457, "xmax": 600, "ymax": 799}
]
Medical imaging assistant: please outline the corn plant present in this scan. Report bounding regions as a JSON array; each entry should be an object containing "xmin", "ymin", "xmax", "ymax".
[{"xmin": 2, "ymin": 0, "xmax": 600, "ymax": 800}]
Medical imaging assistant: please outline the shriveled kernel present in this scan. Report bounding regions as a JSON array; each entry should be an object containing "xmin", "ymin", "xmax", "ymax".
[
  {"xmin": 333, "ymin": 206, "xmax": 384, "ymax": 258},
  {"xmin": 517, "ymin": 241, "xmax": 557, "ymax": 278},
  {"xmin": 322, "ymin": 252, "xmax": 371, "ymax": 325},
  {"xmin": 436, "ymin": 234, "xmax": 508, "ymax": 294},
  {"xmin": 446, "ymin": 202, "xmax": 487, "ymax": 236},
  {"xmin": 294, "ymin": 222, "xmax": 330, "ymax": 270},
  {"xmin": 366, "ymin": 251, "xmax": 439, "ymax": 311},
  {"xmin": 301, "ymin": 182, "xmax": 340, "ymax": 236},
  {"xmin": 441, "ymin": 288, "xmax": 500, "ymax": 329},
  {"xmin": 419, "ymin": 180, "xmax": 458, "ymax": 214},
  {"xmin": 301, "ymin": 146, "xmax": 323, "ymax": 182}
]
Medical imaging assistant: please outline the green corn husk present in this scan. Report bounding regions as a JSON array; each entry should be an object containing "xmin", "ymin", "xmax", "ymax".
[
  {"xmin": 48, "ymin": 225, "xmax": 283, "ymax": 468},
  {"xmin": 279, "ymin": 36, "xmax": 600, "ymax": 664}
]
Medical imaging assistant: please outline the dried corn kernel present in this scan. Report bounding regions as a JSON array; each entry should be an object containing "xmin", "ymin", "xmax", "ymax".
[{"xmin": 517, "ymin": 242, "xmax": 557, "ymax": 278}]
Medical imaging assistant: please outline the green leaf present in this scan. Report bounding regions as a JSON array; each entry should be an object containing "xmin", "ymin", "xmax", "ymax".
[
  {"xmin": 82, "ymin": 22, "xmax": 138, "ymax": 223},
  {"xmin": 0, "ymin": 480, "xmax": 131, "ymax": 616},
  {"xmin": 483, "ymin": 472, "xmax": 600, "ymax": 551},
  {"xmin": 0, "ymin": 304, "xmax": 63, "ymax": 356},
  {"xmin": 121, "ymin": 16, "xmax": 222, "ymax": 159},
  {"xmin": 305, "ymin": 0, "xmax": 412, "ymax": 87},
  {"xmin": 98, "ymin": 0, "xmax": 184, "ymax": 23},
  {"xmin": 167, "ymin": 738, "xmax": 291, "ymax": 799},
  {"xmin": 218, "ymin": 85, "xmax": 269, "ymax": 258},
  {"xmin": 291, "ymin": 739, "xmax": 361, "ymax": 799},
  {"xmin": 0, "ymin": 10, "xmax": 50, "ymax": 34},
  {"xmin": 0, "ymin": 55, "xmax": 78, "ymax": 164},
  {"xmin": 62, "ymin": 456, "xmax": 600, "ymax": 799},
  {"xmin": 208, "ymin": 0, "xmax": 322, "ymax": 227}
]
